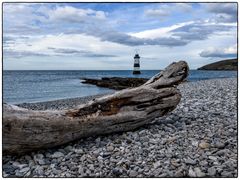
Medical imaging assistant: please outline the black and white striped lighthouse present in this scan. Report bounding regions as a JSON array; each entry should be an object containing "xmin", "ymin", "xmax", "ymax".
[{"xmin": 133, "ymin": 53, "xmax": 141, "ymax": 74}]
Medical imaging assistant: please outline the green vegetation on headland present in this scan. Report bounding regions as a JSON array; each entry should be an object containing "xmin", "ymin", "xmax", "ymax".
[{"xmin": 197, "ymin": 59, "xmax": 237, "ymax": 71}]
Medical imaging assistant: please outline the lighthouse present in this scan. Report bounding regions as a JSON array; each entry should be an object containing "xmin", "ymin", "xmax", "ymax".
[{"xmin": 133, "ymin": 53, "xmax": 141, "ymax": 74}]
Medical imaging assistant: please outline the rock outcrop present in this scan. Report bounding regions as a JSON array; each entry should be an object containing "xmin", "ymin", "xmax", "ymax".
[
  {"xmin": 81, "ymin": 77, "xmax": 148, "ymax": 90},
  {"xmin": 197, "ymin": 59, "xmax": 237, "ymax": 71}
]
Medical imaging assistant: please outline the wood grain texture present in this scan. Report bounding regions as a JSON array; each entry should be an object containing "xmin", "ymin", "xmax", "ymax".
[{"xmin": 3, "ymin": 61, "xmax": 189, "ymax": 155}]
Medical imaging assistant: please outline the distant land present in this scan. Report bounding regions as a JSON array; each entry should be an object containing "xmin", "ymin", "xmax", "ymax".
[{"xmin": 198, "ymin": 59, "xmax": 237, "ymax": 71}]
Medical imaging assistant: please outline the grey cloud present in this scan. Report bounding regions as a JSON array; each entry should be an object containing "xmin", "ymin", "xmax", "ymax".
[
  {"xmin": 84, "ymin": 54, "xmax": 117, "ymax": 58},
  {"xmin": 90, "ymin": 30, "xmax": 188, "ymax": 47},
  {"xmin": 4, "ymin": 47, "xmax": 118, "ymax": 58},
  {"xmin": 145, "ymin": 9, "xmax": 170, "ymax": 17},
  {"xmin": 144, "ymin": 3, "xmax": 193, "ymax": 18},
  {"xmin": 206, "ymin": 3, "xmax": 237, "ymax": 16},
  {"xmin": 3, "ymin": 50, "xmax": 49, "ymax": 58},
  {"xmin": 94, "ymin": 21, "xmax": 235, "ymax": 47},
  {"xmin": 48, "ymin": 47, "xmax": 117, "ymax": 57},
  {"xmin": 204, "ymin": 3, "xmax": 237, "ymax": 23},
  {"xmin": 3, "ymin": 3, "xmax": 237, "ymax": 50},
  {"xmin": 171, "ymin": 22, "xmax": 235, "ymax": 41},
  {"xmin": 48, "ymin": 47, "xmax": 89, "ymax": 54},
  {"xmin": 199, "ymin": 49, "xmax": 237, "ymax": 58}
]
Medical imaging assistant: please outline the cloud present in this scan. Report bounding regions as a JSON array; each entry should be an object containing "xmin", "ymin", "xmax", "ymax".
[
  {"xmin": 48, "ymin": 47, "xmax": 117, "ymax": 57},
  {"xmin": 46, "ymin": 6, "xmax": 106, "ymax": 23},
  {"xmin": 3, "ymin": 34, "xmax": 119, "ymax": 59},
  {"xmin": 4, "ymin": 50, "xmax": 49, "ymax": 58},
  {"xmin": 145, "ymin": 9, "xmax": 170, "ymax": 17},
  {"xmin": 171, "ymin": 20, "xmax": 236, "ymax": 41},
  {"xmin": 128, "ymin": 20, "xmax": 236, "ymax": 46},
  {"xmin": 144, "ymin": 3, "xmax": 192, "ymax": 18},
  {"xmin": 3, "ymin": 3, "xmax": 107, "ymax": 36},
  {"xmin": 204, "ymin": 3, "xmax": 237, "ymax": 23},
  {"xmin": 3, "ymin": 3, "xmax": 236, "ymax": 49},
  {"xmin": 94, "ymin": 30, "xmax": 188, "ymax": 46},
  {"xmin": 199, "ymin": 44, "xmax": 237, "ymax": 58},
  {"xmin": 129, "ymin": 21, "xmax": 194, "ymax": 39},
  {"xmin": 205, "ymin": 3, "xmax": 237, "ymax": 15}
]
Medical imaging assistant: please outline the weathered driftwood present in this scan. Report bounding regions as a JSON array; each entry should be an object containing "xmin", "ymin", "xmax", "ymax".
[{"xmin": 3, "ymin": 61, "xmax": 189, "ymax": 155}]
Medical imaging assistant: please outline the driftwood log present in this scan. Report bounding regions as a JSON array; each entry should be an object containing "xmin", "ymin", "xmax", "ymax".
[{"xmin": 3, "ymin": 61, "xmax": 189, "ymax": 155}]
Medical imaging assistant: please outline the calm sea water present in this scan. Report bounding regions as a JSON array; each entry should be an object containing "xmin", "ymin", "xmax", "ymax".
[{"xmin": 3, "ymin": 70, "xmax": 237, "ymax": 104}]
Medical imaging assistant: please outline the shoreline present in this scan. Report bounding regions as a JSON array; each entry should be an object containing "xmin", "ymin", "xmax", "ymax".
[
  {"xmin": 15, "ymin": 77, "xmax": 236, "ymax": 110},
  {"xmin": 3, "ymin": 78, "xmax": 237, "ymax": 177}
]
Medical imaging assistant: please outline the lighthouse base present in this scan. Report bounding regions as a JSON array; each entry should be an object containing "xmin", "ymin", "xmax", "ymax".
[{"xmin": 133, "ymin": 71, "xmax": 141, "ymax": 74}]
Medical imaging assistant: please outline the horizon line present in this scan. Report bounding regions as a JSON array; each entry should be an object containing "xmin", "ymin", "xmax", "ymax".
[{"xmin": 3, "ymin": 69, "xmax": 198, "ymax": 71}]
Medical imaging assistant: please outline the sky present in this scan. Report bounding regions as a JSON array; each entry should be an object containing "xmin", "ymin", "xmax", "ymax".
[{"xmin": 3, "ymin": 2, "xmax": 237, "ymax": 70}]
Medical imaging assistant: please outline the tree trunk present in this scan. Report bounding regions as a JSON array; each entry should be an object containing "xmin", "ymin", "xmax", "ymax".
[{"xmin": 3, "ymin": 61, "xmax": 189, "ymax": 155}]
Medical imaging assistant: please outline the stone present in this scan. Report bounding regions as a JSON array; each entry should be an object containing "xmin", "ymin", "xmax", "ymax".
[
  {"xmin": 214, "ymin": 142, "xmax": 225, "ymax": 149},
  {"xmin": 199, "ymin": 142, "xmax": 210, "ymax": 149},
  {"xmin": 24, "ymin": 155, "xmax": 32, "ymax": 161},
  {"xmin": 3, "ymin": 165, "xmax": 18, "ymax": 175},
  {"xmin": 208, "ymin": 156, "xmax": 218, "ymax": 161},
  {"xmin": 102, "ymin": 152, "xmax": 111, "ymax": 158},
  {"xmin": 51, "ymin": 152, "xmax": 65, "ymax": 158},
  {"xmin": 19, "ymin": 167, "xmax": 30, "ymax": 174},
  {"xmin": 207, "ymin": 167, "xmax": 216, "ymax": 176},
  {"xmin": 107, "ymin": 146, "xmax": 114, "ymax": 151},
  {"xmin": 194, "ymin": 167, "xmax": 205, "ymax": 177},
  {"xmin": 64, "ymin": 145, "xmax": 73, "ymax": 152},
  {"xmin": 129, "ymin": 170, "xmax": 138, "ymax": 177},
  {"xmin": 185, "ymin": 158, "xmax": 197, "ymax": 165},
  {"xmin": 153, "ymin": 161, "xmax": 161, "ymax": 169},
  {"xmin": 34, "ymin": 154, "xmax": 45, "ymax": 165},
  {"xmin": 12, "ymin": 162, "xmax": 28, "ymax": 169},
  {"xmin": 221, "ymin": 171, "xmax": 233, "ymax": 177},
  {"xmin": 199, "ymin": 160, "xmax": 208, "ymax": 166},
  {"xmin": 188, "ymin": 167, "xmax": 196, "ymax": 177},
  {"xmin": 74, "ymin": 149, "xmax": 84, "ymax": 154},
  {"xmin": 215, "ymin": 149, "xmax": 227, "ymax": 156},
  {"xmin": 15, "ymin": 171, "xmax": 24, "ymax": 177},
  {"xmin": 112, "ymin": 168, "xmax": 122, "ymax": 176},
  {"xmin": 78, "ymin": 165, "xmax": 84, "ymax": 174},
  {"xmin": 175, "ymin": 168, "xmax": 184, "ymax": 177}
]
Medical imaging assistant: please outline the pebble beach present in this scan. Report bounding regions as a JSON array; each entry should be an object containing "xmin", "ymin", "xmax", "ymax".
[{"xmin": 2, "ymin": 78, "xmax": 237, "ymax": 177}]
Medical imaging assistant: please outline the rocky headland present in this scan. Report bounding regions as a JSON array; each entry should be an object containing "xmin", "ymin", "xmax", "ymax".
[{"xmin": 197, "ymin": 59, "xmax": 237, "ymax": 71}]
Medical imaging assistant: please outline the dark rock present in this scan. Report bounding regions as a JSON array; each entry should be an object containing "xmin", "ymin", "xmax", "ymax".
[
  {"xmin": 3, "ymin": 165, "xmax": 18, "ymax": 175},
  {"xmin": 81, "ymin": 77, "xmax": 148, "ymax": 90},
  {"xmin": 112, "ymin": 168, "xmax": 122, "ymax": 177}
]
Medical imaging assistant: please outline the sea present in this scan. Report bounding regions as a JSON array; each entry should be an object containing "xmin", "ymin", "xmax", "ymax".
[{"xmin": 3, "ymin": 70, "xmax": 237, "ymax": 104}]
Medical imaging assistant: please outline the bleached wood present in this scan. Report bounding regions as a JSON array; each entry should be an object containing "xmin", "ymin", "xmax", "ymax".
[{"xmin": 3, "ymin": 61, "xmax": 189, "ymax": 155}]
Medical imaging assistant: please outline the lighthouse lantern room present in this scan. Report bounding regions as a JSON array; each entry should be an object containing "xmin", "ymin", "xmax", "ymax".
[{"xmin": 133, "ymin": 53, "xmax": 141, "ymax": 74}]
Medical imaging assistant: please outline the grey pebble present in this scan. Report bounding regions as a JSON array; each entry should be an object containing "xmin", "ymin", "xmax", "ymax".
[
  {"xmin": 194, "ymin": 167, "xmax": 205, "ymax": 177},
  {"xmin": 207, "ymin": 167, "xmax": 216, "ymax": 176},
  {"xmin": 129, "ymin": 170, "xmax": 138, "ymax": 177},
  {"xmin": 185, "ymin": 158, "xmax": 197, "ymax": 165},
  {"xmin": 51, "ymin": 152, "xmax": 65, "ymax": 158}
]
